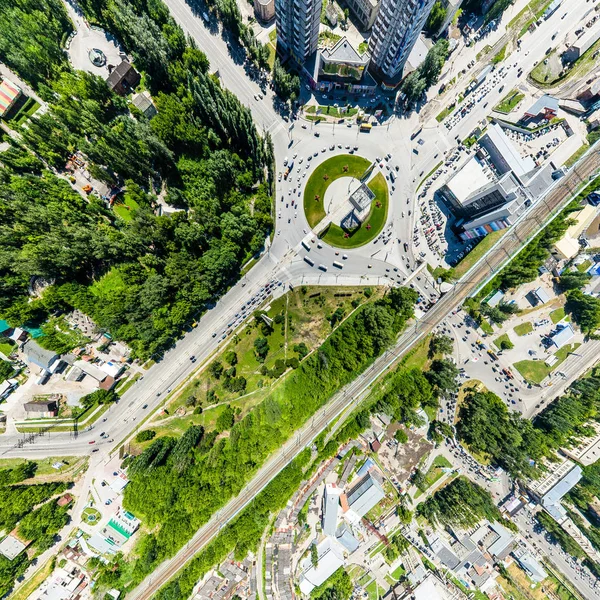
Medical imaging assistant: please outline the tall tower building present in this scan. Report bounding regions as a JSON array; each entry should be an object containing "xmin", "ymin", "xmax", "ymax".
[
  {"xmin": 274, "ymin": 0, "xmax": 322, "ymax": 64},
  {"xmin": 368, "ymin": 0, "xmax": 435, "ymax": 80}
]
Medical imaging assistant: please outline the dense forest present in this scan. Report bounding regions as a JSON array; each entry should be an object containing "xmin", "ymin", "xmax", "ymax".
[
  {"xmin": 0, "ymin": 461, "xmax": 71, "ymax": 597},
  {"xmin": 92, "ymin": 338, "xmax": 455, "ymax": 598},
  {"xmin": 0, "ymin": 0, "xmax": 273, "ymax": 359},
  {"xmin": 86, "ymin": 288, "xmax": 419, "ymax": 590},
  {"xmin": 417, "ymin": 477, "xmax": 508, "ymax": 529},
  {"xmin": 457, "ymin": 371, "xmax": 600, "ymax": 479}
]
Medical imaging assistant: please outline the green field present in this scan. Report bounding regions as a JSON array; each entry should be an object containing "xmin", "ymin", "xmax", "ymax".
[
  {"xmin": 136, "ymin": 286, "xmax": 382, "ymax": 448},
  {"xmin": 494, "ymin": 333, "xmax": 513, "ymax": 350},
  {"xmin": 0, "ymin": 456, "xmax": 81, "ymax": 476},
  {"xmin": 0, "ymin": 337, "xmax": 15, "ymax": 358},
  {"xmin": 321, "ymin": 172, "xmax": 388, "ymax": 248},
  {"xmin": 306, "ymin": 105, "xmax": 359, "ymax": 119},
  {"xmin": 303, "ymin": 154, "xmax": 371, "ymax": 227},
  {"xmin": 494, "ymin": 89, "xmax": 524, "ymax": 114},
  {"xmin": 513, "ymin": 343, "xmax": 580, "ymax": 384},
  {"xmin": 514, "ymin": 321, "xmax": 533, "ymax": 336},
  {"xmin": 452, "ymin": 230, "xmax": 506, "ymax": 279},
  {"xmin": 550, "ymin": 307, "xmax": 566, "ymax": 324},
  {"xmin": 82, "ymin": 506, "xmax": 101, "ymax": 524},
  {"xmin": 414, "ymin": 455, "xmax": 453, "ymax": 498},
  {"xmin": 436, "ymin": 103, "xmax": 456, "ymax": 122},
  {"xmin": 113, "ymin": 196, "xmax": 140, "ymax": 221}
]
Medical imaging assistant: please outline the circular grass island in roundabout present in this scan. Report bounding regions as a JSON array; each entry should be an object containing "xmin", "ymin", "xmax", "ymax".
[{"xmin": 303, "ymin": 154, "xmax": 389, "ymax": 249}]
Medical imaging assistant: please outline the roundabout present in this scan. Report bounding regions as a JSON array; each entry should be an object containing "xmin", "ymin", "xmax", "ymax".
[{"xmin": 303, "ymin": 154, "xmax": 389, "ymax": 249}]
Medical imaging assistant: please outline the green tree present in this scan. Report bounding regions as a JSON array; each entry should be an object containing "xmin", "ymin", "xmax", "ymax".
[
  {"xmin": 566, "ymin": 289, "xmax": 600, "ymax": 334},
  {"xmin": 426, "ymin": 0, "xmax": 447, "ymax": 34},
  {"xmin": 394, "ymin": 429, "xmax": 408, "ymax": 444},
  {"xmin": 254, "ymin": 337, "xmax": 269, "ymax": 362},
  {"xmin": 558, "ymin": 271, "xmax": 591, "ymax": 291},
  {"xmin": 311, "ymin": 543, "xmax": 319, "ymax": 567},
  {"xmin": 216, "ymin": 405, "xmax": 235, "ymax": 432},
  {"xmin": 428, "ymin": 334, "xmax": 453, "ymax": 357}
]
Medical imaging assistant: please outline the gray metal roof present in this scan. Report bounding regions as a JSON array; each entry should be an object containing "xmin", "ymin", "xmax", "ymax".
[
  {"xmin": 346, "ymin": 472, "xmax": 385, "ymax": 518},
  {"xmin": 23, "ymin": 339, "xmax": 58, "ymax": 370}
]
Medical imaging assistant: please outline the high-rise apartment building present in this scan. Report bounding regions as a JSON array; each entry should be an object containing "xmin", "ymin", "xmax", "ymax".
[
  {"xmin": 274, "ymin": 0, "xmax": 322, "ymax": 64},
  {"xmin": 368, "ymin": 0, "xmax": 435, "ymax": 80}
]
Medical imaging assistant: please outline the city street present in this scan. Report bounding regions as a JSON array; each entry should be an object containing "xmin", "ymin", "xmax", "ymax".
[{"xmin": 4, "ymin": 1, "xmax": 600, "ymax": 598}]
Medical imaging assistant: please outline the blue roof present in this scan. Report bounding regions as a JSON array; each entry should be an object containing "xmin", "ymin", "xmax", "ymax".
[{"xmin": 357, "ymin": 458, "xmax": 375, "ymax": 477}]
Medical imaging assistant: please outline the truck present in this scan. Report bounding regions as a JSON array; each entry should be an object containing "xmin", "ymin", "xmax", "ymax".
[
  {"xmin": 283, "ymin": 160, "xmax": 294, "ymax": 180},
  {"xmin": 360, "ymin": 122, "xmax": 372, "ymax": 132}
]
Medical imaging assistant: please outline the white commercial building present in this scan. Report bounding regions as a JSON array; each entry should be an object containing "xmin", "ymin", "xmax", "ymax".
[{"xmin": 298, "ymin": 538, "xmax": 345, "ymax": 595}]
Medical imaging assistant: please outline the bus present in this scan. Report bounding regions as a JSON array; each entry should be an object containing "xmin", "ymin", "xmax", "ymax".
[
  {"xmin": 360, "ymin": 122, "xmax": 372, "ymax": 132},
  {"xmin": 410, "ymin": 127, "xmax": 423, "ymax": 140},
  {"xmin": 304, "ymin": 256, "xmax": 314, "ymax": 266},
  {"xmin": 333, "ymin": 261, "xmax": 344, "ymax": 269},
  {"xmin": 301, "ymin": 240, "xmax": 311, "ymax": 251},
  {"xmin": 318, "ymin": 264, "xmax": 328, "ymax": 271}
]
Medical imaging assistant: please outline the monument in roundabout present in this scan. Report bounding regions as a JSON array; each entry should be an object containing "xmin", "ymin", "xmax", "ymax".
[{"xmin": 305, "ymin": 155, "xmax": 388, "ymax": 248}]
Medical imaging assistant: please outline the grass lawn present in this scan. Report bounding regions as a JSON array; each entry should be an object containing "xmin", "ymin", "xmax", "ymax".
[
  {"xmin": 365, "ymin": 580, "xmax": 385, "ymax": 600},
  {"xmin": 494, "ymin": 333, "xmax": 513, "ymax": 350},
  {"xmin": 550, "ymin": 307, "xmax": 566, "ymax": 324},
  {"xmin": 115, "ymin": 373, "xmax": 141, "ymax": 395},
  {"xmin": 137, "ymin": 286, "xmax": 382, "ymax": 446},
  {"xmin": 389, "ymin": 564, "xmax": 405, "ymax": 580},
  {"xmin": 358, "ymin": 41, "xmax": 368, "ymax": 54},
  {"xmin": 565, "ymin": 144, "xmax": 589, "ymax": 168},
  {"xmin": 321, "ymin": 172, "xmax": 388, "ymax": 248},
  {"xmin": 494, "ymin": 89, "xmax": 525, "ymax": 114},
  {"xmin": 113, "ymin": 196, "xmax": 140, "ymax": 222},
  {"xmin": 82, "ymin": 506, "xmax": 101, "ymax": 524},
  {"xmin": 492, "ymin": 44, "xmax": 507, "ymax": 64},
  {"xmin": 0, "ymin": 456, "xmax": 81, "ymax": 476},
  {"xmin": 414, "ymin": 455, "xmax": 453, "ymax": 498},
  {"xmin": 452, "ymin": 230, "xmax": 506, "ymax": 279},
  {"xmin": 307, "ymin": 105, "xmax": 359, "ymax": 119},
  {"xmin": 436, "ymin": 103, "xmax": 456, "ymax": 123},
  {"xmin": 514, "ymin": 343, "xmax": 581, "ymax": 384},
  {"xmin": 416, "ymin": 161, "xmax": 443, "ymax": 192},
  {"xmin": 268, "ymin": 28, "xmax": 276, "ymax": 43},
  {"xmin": 303, "ymin": 154, "xmax": 371, "ymax": 227},
  {"xmin": 480, "ymin": 319, "xmax": 494, "ymax": 335},
  {"xmin": 0, "ymin": 337, "xmax": 15, "ymax": 358},
  {"xmin": 401, "ymin": 335, "xmax": 431, "ymax": 370},
  {"xmin": 514, "ymin": 321, "xmax": 533, "ymax": 336},
  {"xmin": 577, "ymin": 259, "xmax": 592, "ymax": 272}
]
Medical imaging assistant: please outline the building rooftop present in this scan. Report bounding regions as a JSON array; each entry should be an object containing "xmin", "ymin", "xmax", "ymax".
[
  {"xmin": 524, "ymin": 94, "xmax": 559, "ymax": 117},
  {"xmin": 0, "ymin": 78, "xmax": 21, "ymax": 117},
  {"xmin": 23, "ymin": 339, "xmax": 58, "ymax": 370},
  {"xmin": 323, "ymin": 484, "xmax": 342, "ymax": 537},
  {"xmin": 551, "ymin": 324, "xmax": 575, "ymax": 349},
  {"xmin": 322, "ymin": 37, "xmax": 367, "ymax": 63},
  {"xmin": 445, "ymin": 156, "xmax": 494, "ymax": 205},
  {"xmin": 484, "ymin": 123, "xmax": 536, "ymax": 179},
  {"xmin": 404, "ymin": 35, "xmax": 429, "ymax": 76},
  {"xmin": 349, "ymin": 182, "xmax": 375, "ymax": 214},
  {"xmin": 515, "ymin": 552, "xmax": 547, "ymax": 583},
  {"xmin": 533, "ymin": 287, "xmax": 551, "ymax": 304},
  {"xmin": 345, "ymin": 472, "xmax": 385, "ymax": 518},
  {"xmin": 335, "ymin": 523, "xmax": 360, "ymax": 553},
  {"xmin": 571, "ymin": 25, "xmax": 600, "ymax": 51},
  {"xmin": 412, "ymin": 576, "xmax": 448, "ymax": 600},
  {"xmin": 298, "ymin": 538, "xmax": 345, "ymax": 595},
  {"xmin": 0, "ymin": 535, "xmax": 26, "ymax": 560}
]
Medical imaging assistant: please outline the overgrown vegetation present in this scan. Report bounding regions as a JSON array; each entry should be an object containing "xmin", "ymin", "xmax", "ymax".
[
  {"xmin": 0, "ymin": 461, "xmax": 71, "ymax": 597},
  {"xmin": 417, "ymin": 477, "xmax": 508, "ymax": 529},
  {"xmin": 457, "ymin": 372, "xmax": 600, "ymax": 479},
  {"xmin": 93, "ymin": 288, "xmax": 418, "ymax": 590},
  {"xmin": 0, "ymin": 0, "xmax": 274, "ymax": 361}
]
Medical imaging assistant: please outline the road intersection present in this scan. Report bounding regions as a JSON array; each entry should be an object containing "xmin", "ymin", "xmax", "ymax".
[{"xmin": 5, "ymin": 0, "xmax": 600, "ymax": 596}]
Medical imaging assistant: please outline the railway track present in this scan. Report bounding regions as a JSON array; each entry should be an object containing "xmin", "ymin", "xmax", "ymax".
[{"xmin": 128, "ymin": 149, "xmax": 600, "ymax": 600}]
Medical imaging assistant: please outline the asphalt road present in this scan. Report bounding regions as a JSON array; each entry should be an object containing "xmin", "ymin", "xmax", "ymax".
[
  {"xmin": 126, "ymin": 148, "xmax": 600, "ymax": 600},
  {"xmin": 3, "ymin": 0, "xmax": 600, "ymax": 594}
]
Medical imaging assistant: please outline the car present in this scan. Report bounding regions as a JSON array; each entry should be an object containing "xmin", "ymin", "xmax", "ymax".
[
  {"xmin": 142, "ymin": 404, "xmax": 148, "ymax": 409},
  {"xmin": 92, "ymin": 448, "xmax": 99, "ymax": 452},
  {"xmin": 89, "ymin": 440, "xmax": 96, "ymax": 444}
]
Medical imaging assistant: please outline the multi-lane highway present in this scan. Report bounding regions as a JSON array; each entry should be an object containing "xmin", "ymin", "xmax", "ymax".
[
  {"xmin": 5, "ymin": 0, "xmax": 600, "ymax": 596},
  {"xmin": 126, "ymin": 147, "xmax": 600, "ymax": 599}
]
